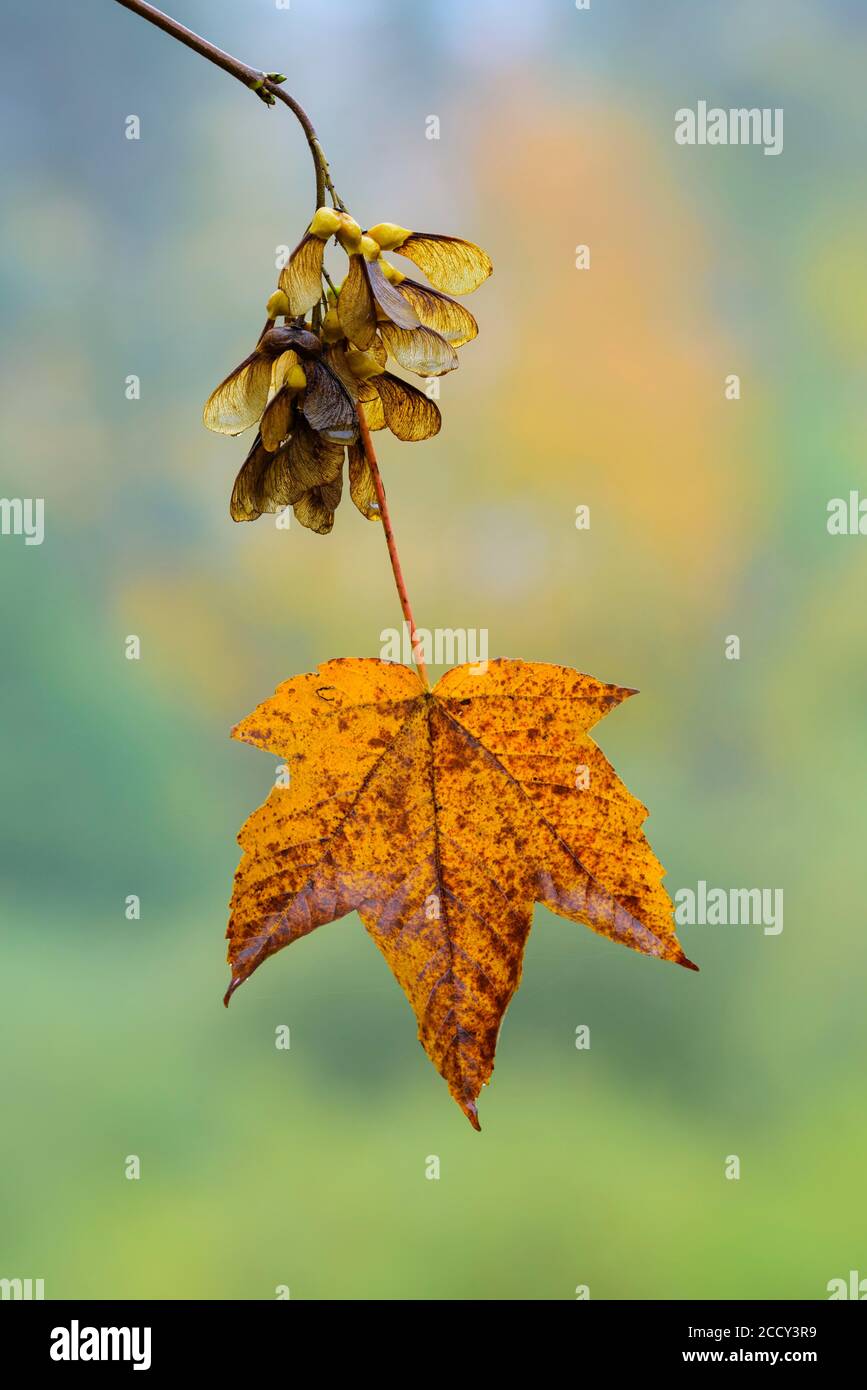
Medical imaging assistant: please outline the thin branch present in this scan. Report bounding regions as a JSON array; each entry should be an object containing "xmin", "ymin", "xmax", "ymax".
[
  {"xmin": 111, "ymin": 0, "xmax": 342, "ymax": 209},
  {"xmin": 357, "ymin": 405, "xmax": 430, "ymax": 690}
]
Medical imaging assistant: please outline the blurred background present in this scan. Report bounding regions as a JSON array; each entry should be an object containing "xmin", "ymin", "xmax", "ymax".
[{"xmin": 1, "ymin": 0, "xmax": 865, "ymax": 1300}]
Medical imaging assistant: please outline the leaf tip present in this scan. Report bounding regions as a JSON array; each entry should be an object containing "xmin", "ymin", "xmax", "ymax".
[
  {"xmin": 677, "ymin": 950, "xmax": 700, "ymax": 973},
  {"xmin": 230, "ymin": 718, "xmax": 267, "ymax": 747},
  {"xmin": 464, "ymin": 1099, "xmax": 482, "ymax": 1132},
  {"xmin": 223, "ymin": 975, "xmax": 243, "ymax": 1007}
]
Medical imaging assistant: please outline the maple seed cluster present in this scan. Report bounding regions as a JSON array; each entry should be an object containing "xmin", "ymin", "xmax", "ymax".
[{"xmin": 203, "ymin": 207, "xmax": 492, "ymax": 533}]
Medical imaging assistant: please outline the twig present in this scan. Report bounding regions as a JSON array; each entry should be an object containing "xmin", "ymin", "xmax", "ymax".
[
  {"xmin": 357, "ymin": 405, "xmax": 430, "ymax": 689},
  {"xmin": 111, "ymin": 0, "xmax": 341, "ymax": 209}
]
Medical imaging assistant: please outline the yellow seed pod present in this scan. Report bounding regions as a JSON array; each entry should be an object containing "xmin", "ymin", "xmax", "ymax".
[
  {"xmin": 309, "ymin": 206, "xmax": 342, "ymax": 239},
  {"xmin": 359, "ymin": 235, "xmax": 381, "ymax": 261},
  {"xmin": 271, "ymin": 349, "xmax": 298, "ymax": 391},
  {"xmin": 268, "ymin": 350, "xmax": 297, "ymax": 400},
  {"xmin": 266, "ymin": 289, "xmax": 290, "ymax": 318},
  {"xmin": 321, "ymin": 307, "xmax": 342, "ymax": 343},
  {"xmin": 345, "ymin": 348, "xmax": 385, "ymax": 381},
  {"xmin": 379, "ymin": 259, "xmax": 405, "ymax": 286},
  {"xmin": 286, "ymin": 364, "xmax": 307, "ymax": 393},
  {"xmin": 336, "ymin": 212, "xmax": 363, "ymax": 252},
  {"xmin": 366, "ymin": 222, "xmax": 410, "ymax": 251}
]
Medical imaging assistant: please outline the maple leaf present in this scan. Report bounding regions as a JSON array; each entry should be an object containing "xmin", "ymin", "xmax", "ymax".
[{"xmin": 225, "ymin": 657, "xmax": 697, "ymax": 1129}]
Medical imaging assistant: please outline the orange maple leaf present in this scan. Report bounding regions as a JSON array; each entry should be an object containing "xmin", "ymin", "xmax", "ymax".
[{"xmin": 225, "ymin": 657, "xmax": 697, "ymax": 1128}]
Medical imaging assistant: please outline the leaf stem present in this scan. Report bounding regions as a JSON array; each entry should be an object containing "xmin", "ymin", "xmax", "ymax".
[
  {"xmin": 111, "ymin": 0, "xmax": 343, "ymax": 211},
  {"xmin": 357, "ymin": 405, "xmax": 430, "ymax": 690}
]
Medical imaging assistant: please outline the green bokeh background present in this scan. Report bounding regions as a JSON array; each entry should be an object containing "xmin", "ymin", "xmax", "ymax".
[{"xmin": 1, "ymin": 0, "xmax": 865, "ymax": 1299}]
